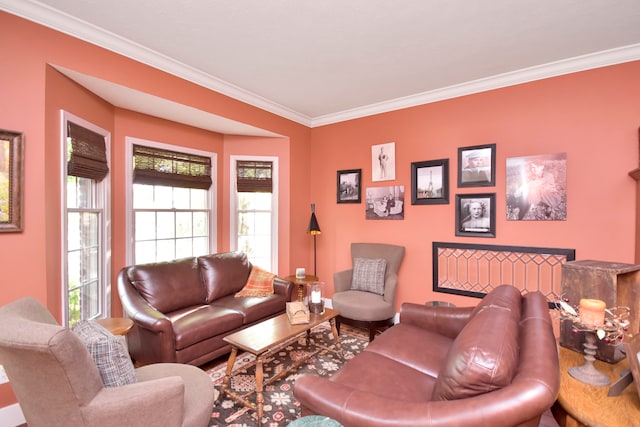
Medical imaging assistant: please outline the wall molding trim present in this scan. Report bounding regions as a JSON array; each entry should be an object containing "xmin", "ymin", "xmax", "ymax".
[{"xmin": 2, "ymin": 0, "xmax": 640, "ymax": 129}]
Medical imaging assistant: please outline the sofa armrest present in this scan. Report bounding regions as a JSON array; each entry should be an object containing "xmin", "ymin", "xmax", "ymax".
[
  {"xmin": 333, "ymin": 269, "xmax": 353, "ymax": 293},
  {"xmin": 273, "ymin": 276, "xmax": 294, "ymax": 301},
  {"xmin": 82, "ymin": 376, "xmax": 184, "ymax": 427},
  {"xmin": 399, "ymin": 302, "xmax": 474, "ymax": 339}
]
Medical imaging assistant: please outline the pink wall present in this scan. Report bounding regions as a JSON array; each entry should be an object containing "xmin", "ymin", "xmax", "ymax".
[
  {"xmin": 309, "ymin": 62, "xmax": 640, "ymax": 307},
  {"xmin": 1, "ymin": 8, "xmax": 639, "ymax": 413}
]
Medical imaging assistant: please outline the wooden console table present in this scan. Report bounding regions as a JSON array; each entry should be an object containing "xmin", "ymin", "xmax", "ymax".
[{"xmin": 556, "ymin": 346, "xmax": 640, "ymax": 427}]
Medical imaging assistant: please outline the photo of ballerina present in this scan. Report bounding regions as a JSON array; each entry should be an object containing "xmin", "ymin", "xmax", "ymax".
[{"xmin": 506, "ymin": 153, "xmax": 567, "ymax": 221}]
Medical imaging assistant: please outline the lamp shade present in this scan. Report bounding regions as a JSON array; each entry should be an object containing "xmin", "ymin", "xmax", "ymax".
[{"xmin": 307, "ymin": 204, "xmax": 321, "ymax": 235}]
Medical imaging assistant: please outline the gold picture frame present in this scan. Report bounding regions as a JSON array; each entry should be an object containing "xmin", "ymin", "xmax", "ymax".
[{"xmin": 0, "ymin": 129, "xmax": 24, "ymax": 232}]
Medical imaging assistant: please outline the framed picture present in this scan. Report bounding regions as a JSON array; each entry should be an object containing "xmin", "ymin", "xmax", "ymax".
[
  {"xmin": 506, "ymin": 153, "xmax": 567, "ymax": 220},
  {"xmin": 624, "ymin": 333, "xmax": 640, "ymax": 400},
  {"xmin": 372, "ymin": 142, "xmax": 396, "ymax": 182},
  {"xmin": 455, "ymin": 193, "xmax": 496, "ymax": 237},
  {"xmin": 365, "ymin": 185, "xmax": 405, "ymax": 220},
  {"xmin": 337, "ymin": 169, "xmax": 362, "ymax": 203},
  {"xmin": 457, "ymin": 143, "xmax": 496, "ymax": 187},
  {"xmin": 0, "ymin": 129, "xmax": 24, "ymax": 232},
  {"xmin": 411, "ymin": 159, "xmax": 449, "ymax": 205}
]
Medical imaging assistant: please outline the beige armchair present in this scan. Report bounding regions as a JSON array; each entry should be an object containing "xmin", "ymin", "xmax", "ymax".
[
  {"xmin": 331, "ymin": 243, "xmax": 405, "ymax": 341},
  {"xmin": 0, "ymin": 297, "xmax": 214, "ymax": 427}
]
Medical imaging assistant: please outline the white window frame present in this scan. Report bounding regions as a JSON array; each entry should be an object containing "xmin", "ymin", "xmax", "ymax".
[
  {"xmin": 124, "ymin": 137, "xmax": 217, "ymax": 265},
  {"xmin": 60, "ymin": 111, "xmax": 111, "ymax": 326},
  {"xmin": 230, "ymin": 155, "xmax": 279, "ymax": 272}
]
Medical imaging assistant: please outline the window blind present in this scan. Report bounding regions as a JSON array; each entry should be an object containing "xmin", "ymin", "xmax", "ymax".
[
  {"xmin": 133, "ymin": 144, "xmax": 212, "ymax": 190},
  {"xmin": 236, "ymin": 160, "xmax": 273, "ymax": 192},
  {"xmin": 67, "ymin": 122, "xmax": 109, "ymax": 181}
]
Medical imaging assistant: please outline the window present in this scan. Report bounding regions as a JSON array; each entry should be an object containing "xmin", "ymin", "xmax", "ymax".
[
  {"xmin": 62, "ymin": 112, "xmax": 110, "ymax": 327},
  {"xmin": 231, "ymin": 157, "xmax": 278, "ymax": 271},
  {"xmin": 126, "ymin": 139, "xmax": 216, "ymax": 265}
]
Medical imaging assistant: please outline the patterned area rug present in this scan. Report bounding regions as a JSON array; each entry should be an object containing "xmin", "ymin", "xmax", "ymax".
[{"xmin": 206, "ymin": 324, "xmax": 368, "ymax": 427}]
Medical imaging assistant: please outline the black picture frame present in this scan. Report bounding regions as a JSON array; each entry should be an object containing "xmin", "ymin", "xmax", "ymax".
[
  {"xmin": 411, "ymin": 159, "xmax": 449, "ymax": 205},
  {"xmin": 0, "ymin": 129, "xmax": 24, "ymax": 233},
  {"xmin": 337, "ymin": 169, "xmax": 362, "ymax": 204},
  {"xmin": 455, "ymin": 193, "xmax": 496, "ymax": 237},
  {"xmin": 458, "ymin": 143, "xmax": 496, "ymax": 187}
]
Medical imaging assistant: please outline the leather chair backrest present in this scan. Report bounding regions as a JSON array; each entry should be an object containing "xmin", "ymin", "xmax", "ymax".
[{"xmin": 198, "ymin": 251, "xmax": 252, "ymax": 302}]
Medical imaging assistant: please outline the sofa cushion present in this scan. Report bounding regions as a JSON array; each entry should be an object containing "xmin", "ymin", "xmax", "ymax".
[
  {"xmin": 351, "ymin": 258, "xmax": 387, "ymax": 295},
  {"xmin": 198, "ymin": 252, "xmax": 252, "ymax": 302},
  {"xmin": 127, "ymin": 257, "xmax": 205, "ymax": 313},
  {"xmin": 431, "ymin": 287, "xmax": 521, "ymax": 401},
  {"xmin": 235, "ymin": 265, "xmax": 275, "ymax": 297},
  {"xmin": 72, "ymin": 320, "xmax": 137, "ymax": 387}
]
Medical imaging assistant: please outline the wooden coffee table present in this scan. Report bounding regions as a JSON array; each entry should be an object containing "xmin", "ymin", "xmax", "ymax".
[{"xmin": 217, "ymin": 308, "xmax": 341, "ymax": 426}]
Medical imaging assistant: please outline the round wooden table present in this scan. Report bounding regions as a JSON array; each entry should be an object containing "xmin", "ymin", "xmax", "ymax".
[
  {"xmin": 285, "ymin": 274, "xmax": 318, "ymax": 301},
  {"xmin": 556, "ymin": 345, "xmax": 640, "ymax": 427},
  {"xmin": 95, "ymin": 317, "xmax": 134, "ymax": 336}
]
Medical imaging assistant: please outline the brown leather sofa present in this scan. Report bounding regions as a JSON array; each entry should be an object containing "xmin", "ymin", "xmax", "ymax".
[
  {"xmin": 118, "ymin": 251, "xmax": 293, "ymax": 366},
  {"xmin": 294, "ymin": 285, "xmax": 560, "ymax": 427}
]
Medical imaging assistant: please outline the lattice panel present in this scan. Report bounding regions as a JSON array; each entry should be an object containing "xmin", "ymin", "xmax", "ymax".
[{"xmin": 433, "ymin": 242, "xmax": 575, "ymax": 303}]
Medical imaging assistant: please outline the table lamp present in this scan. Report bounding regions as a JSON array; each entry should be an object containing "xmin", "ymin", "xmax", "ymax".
[{"xmin": 307, "ymin": 203, "xmax": 321, "ymax": 276}]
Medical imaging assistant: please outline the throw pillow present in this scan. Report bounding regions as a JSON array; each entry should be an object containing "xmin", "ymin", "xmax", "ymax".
[
  {"xmin": 351, "ymin": 258, "xmax": 387, "ymax": 295},
  {"xmin": 72, "ymin": 320, "xmax": 137, "ymax": 387},
  {"xmin": 235, "ymin": 265, "xmax": 276, "ymax": 297}
]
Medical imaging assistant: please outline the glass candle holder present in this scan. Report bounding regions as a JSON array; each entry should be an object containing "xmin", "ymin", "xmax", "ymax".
[{"xmin": 308, "ymin": 282, "xmax": 324, "ymax": 314}]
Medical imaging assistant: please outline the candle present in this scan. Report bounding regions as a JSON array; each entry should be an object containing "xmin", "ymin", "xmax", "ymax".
[
  {"xmin": 296, "ymin": 268, "xmax": 305, "ymax": 279},
  {"xmin": 311, "ymin": 290, "xmax": 321, "ymax": 304},
  {"xmin": 579, "ymin": 299, "xmax": 606, "ymax": 326}
]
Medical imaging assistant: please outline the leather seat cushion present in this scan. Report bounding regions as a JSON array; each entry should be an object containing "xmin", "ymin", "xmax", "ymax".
[
  {"xmin": 210, "ymin": 293, "xmax": 287, "ymax": 324},
  {"xmin": 331, "ymin": 351, "xmax": 437, "ymax": 401},
  {"xmin": 170, "ymin": 306, "xmax": 243, "ymax": 350},
  {"xmin": 365, "ymin": 323, "xmax": 454, "ymax": 378}
]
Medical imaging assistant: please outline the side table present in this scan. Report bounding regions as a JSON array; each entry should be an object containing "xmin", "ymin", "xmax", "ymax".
[
  {"xmin": 285, "ymin": 274, "xmax": 318, "ymax": 301},
  {"xmin": 555, "ymin": 345, "xmax": 640, "ymax": 427},
  {"xmin": 95, "ymin": 317, "xmax": 134, "ymax": 336}
]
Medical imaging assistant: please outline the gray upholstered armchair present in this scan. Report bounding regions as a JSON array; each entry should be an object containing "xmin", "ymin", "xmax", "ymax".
[
  {"xmin": 331, "ymin": 243, "xmax": 405, "ymax": 341},
  {"xmin": 0, "ymin": 297, "xmax": 214, "ymax": 427}
]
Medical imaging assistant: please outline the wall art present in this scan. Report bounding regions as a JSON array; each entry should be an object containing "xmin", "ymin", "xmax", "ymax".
[
  {"xmin": 458, "ymin": 143, "xmax": 495, "ymax": 187},
  {"xmin": 411, "ymin": 159, "xmax": 449, "ymax": 205},
  {"xmin": 506, "ymin": 153, "xmax": 567, "ymax": 220},
  {"xmin": 371, "ymin": 142, "xmax": 396, "ymax": 182},
  {"xmin": 337, "ymin": 169, "xmax": 361, "ymax": 204},
  {"xmin": 0, "ymin": 129, "xmax": 24, "ymax": 232},
  {"xmin": 455, "ymin": 193, "xmax": 496, "ymax": 237},
  {"xmin": 365, "ymin": 185, "xmax": 404, "ymax": 220}
]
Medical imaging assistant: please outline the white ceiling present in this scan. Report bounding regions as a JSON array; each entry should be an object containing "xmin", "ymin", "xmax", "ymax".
[{"xmin": 3, "ymin": 0, "xmax": 640, "ymax": 131}]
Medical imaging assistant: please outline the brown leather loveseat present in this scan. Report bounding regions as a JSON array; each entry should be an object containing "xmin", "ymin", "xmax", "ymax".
[
  {"xmin": 294, "ymin": 285, "xmax": 560, "ymax": 427},
  {"xmin": 118, "ymin": 251, "xmax": 293, "ymax": 366}
]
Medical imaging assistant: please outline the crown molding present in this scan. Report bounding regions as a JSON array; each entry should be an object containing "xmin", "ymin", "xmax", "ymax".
[
  {"xmin": 3, "ymin": 0, "xmax": 640, "ymax": 129},
  {"xmin": 0, "ymin": 0, "xmax": 313, "ymax": 127},
  {"xmin": 312, "ymin": 43, "xmax": 640, "ymax": 127}
]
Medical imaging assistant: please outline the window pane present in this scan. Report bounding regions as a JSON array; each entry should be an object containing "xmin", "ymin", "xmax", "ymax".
[
  {"xmin": 193, "ymin": 237, "xmax": 208, "ymax": 256},
  {"xmin": 68, "ymin": 287, "xmax": 81, "ymax": 327},
  {"xmin": 253, "ymin": 235, "xmax": 272, "ymax": 257},
  {"xmin": 238, "ymin": 212, "xmax": 254, "ymax": 235},
  {"xmin": 173, "ymin": 187, "xmax": 190, "ymax": 209},
  {"xmin": 176, "ymin": 212, "xmax": 192, "ymax": 238},
  {"xmin": 156, "ymin": 212, "xmax": 175, "ymax": 239},
  {"xmin": 254, "ymin": 212, "xmax": 271, "ymax": 231},
  {"xmin": 77, "ymin": 177, "xmax": 94, "ymax": 209},
  {"xmin": 135, "ymin": 212, "xmax": 156, "ymax": 240},
  {"xmin": 67, "ymin": 177, "xmax": 78, "ymax": 208},
  {"xmin": 85, "ymin": 247, "xmax": 99, "ymax": 281},
  {"xmin": 193, "ymin": 212, "xmax": 207, "ymax": 236},
  {"xmin": 84, "ymin": 212, "xmax": 99, "ymax": 246},
  {"xmin": 238, "ymin": 236, "xmax": 254, "ymax": 256},
  {"xmin": 254, "ymin": 193, "xmax": 272, "ymax": 210},
  {"xmin": 133, "ymin": 184, "xmax": 154, "ymax": 209},
  {"xmin": 68, "ymin": 251, "xmax": 81, "ymax": 288},
  {"xmin": 68, "ymin": 212, "xmax": 81, "ymax": 250},
  {"xmin": 176, "ymin": 238, "xmax": 193, "ymax": 258},
  {"xmin": 154, "ymin": 186, "xmax": 173, "ymax": 209},
  {"xmin": 191, "ymin": 189, "xmax": 207, "ymax": 209},
  {"xmin": 156, "ymin": 239, "xmax": 175, "ymax": 262},
  {"xmin": 80, "ymin": 281, "xmax": 100, "ymax": 320},
  {"xmin": 135, "ymin": 241, "xmax": 156, "ymax": 264}
]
